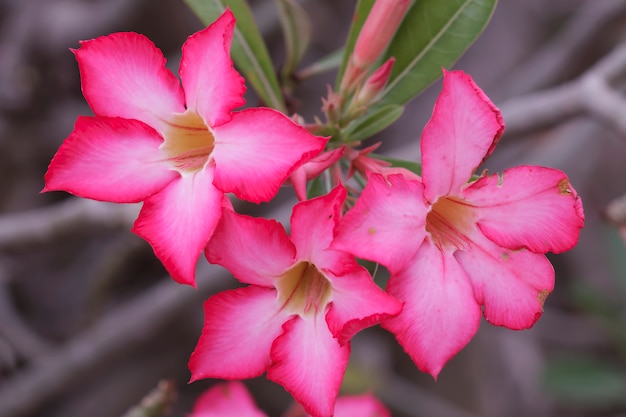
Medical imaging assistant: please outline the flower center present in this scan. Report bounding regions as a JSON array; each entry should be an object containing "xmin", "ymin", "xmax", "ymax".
[
  {"xmin": 161, "ymin": 110, "xmax": 215, "ymax": 173},
  {"xmin": 425, "ymin": 197, "xmax": 473, "ymax": 251},
  {"xmin": 276, "ymin": 261, "xmax": 332, "ymax": 317}
]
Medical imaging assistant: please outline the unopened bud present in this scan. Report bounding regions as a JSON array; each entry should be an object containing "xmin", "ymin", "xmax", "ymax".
[{"xmin": 354, "ymin": 58, "xmax": 395, "ymax": 107}]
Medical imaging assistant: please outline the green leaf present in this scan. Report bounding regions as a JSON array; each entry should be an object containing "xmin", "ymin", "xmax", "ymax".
[
  {"xmin": 185, "ymin": 0, "xmax": 286, "ymax": 112},
  {"xmin": 335, "ymin": 0, "xmax": 375, "ymax": 89},
  {"xmin": 379, "ymin": 0, "xmax": 497, "ymax": 106},
  {"xmin": 544, "ymin": 355, "xmax": 626, "ymax": 408},
  {"xmin": 275, "ymin": 0, "xmax": 312, "ymax": 78},
  {"xmin": 372, "ymin": 153, "xmax": 422, "ymax": 176},
  {"xmin": 343, "ymin": 104, "xmax": 404, "ymax": 142},
  {"xmin": 298, "ymin": 48, "xmax": 343, "ymax": 80}
]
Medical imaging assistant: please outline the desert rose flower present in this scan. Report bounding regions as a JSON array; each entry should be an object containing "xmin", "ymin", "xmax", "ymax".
[
  {"xmin": 189, "ymin": 187, "xmax": 401, "ymax": 417},
  {"xmin": 333, "ymin": 70, "xmax": 585, "ymax": 377},
  {"xmin": 43, "ymin": 9, "xmax": 325, "ymax": 286},
  {"xmin": 189, "ymin": 381, "xmax": 390, "ymax": 417}
]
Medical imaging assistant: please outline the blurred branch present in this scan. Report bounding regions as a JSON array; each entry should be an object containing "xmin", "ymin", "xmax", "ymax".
[
  {"xmin": 501, "ymin": 0, "xmax": 626, "ymax": 97},
  {"xmin": 120, "ymin": 380, "xmax": 177, "ymax": 417},
  {"xmin": 0, "ymin": 263, "xmax": 230, "ymax": 417},
  {"xmin": 0, "ymin": 199, "xmax": 138, "ymax": 248},
  {"xmin": 500, "ymin": 42, "xmax": 626, "ymax": 137}
]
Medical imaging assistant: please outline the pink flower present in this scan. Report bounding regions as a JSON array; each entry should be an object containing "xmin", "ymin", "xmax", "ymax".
[
  {"xmin": 287, "ymin": 146, "xmax": 344, "ymax": 201},
  {"xmin": 189, "ymin": 381, "xmax": 390, "ymax": 417},
  {"xmin": 189, "ymin": 187, "xmax": 401, "ymax": 417},
  {"xmin": 43, "ymin": 10, "xmax": 326, "ymax": 286},
  {"xmin": 333, "ymin": 70, "xmax": 585, "ymax": 378}
]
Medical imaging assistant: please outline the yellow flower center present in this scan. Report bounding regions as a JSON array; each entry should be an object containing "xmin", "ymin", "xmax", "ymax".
[
  {"xmin": 425, "ymin": 196, "xmax": 474, "ymax": 251},
  {"xmin": 161, "ymin": 110, "xmax": 214, "ymax": 173},
  {"xmin": 276, "ymin": 261, "xmax": 332, "ymax": 318}
]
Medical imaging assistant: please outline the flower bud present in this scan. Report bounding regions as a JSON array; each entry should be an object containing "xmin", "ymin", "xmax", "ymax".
[
  {"xmin": 353, "ymin": 57, "xmax": 395, "ymax": 107},
  {"xmin": 341, "ymin": 0, "xmax": 411, "ymax": 92}
]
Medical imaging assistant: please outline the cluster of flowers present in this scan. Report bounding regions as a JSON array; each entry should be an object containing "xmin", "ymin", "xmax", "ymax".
[{"xmin": 43, "ymin": 6, "xmax": 584, "ymax": 417}]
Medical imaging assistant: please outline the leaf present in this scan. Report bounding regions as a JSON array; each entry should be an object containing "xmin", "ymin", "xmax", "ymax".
[
  {"xmin": 372, "ymin": 154, "xmax": 422, "ymax": 176},
  {"xmin": 343, "ymin": 104, "xmax": 404, "ymax": 142},
  {"xmin": 543, "ymin": 355, "xmax": 626, "ymax": 408},
  {"xmin": 379, "ymin": 0, "xmax": 497, "ymax": 106},
  {"xmin": 185, "ymin": 0, "xmax": 286, "ymax": 112},
  {"xmin": 275, "ymin": 0, "xmax": 312, "ymax": 78},
  {"xmin": 298, "ymin": 48, "xmax": 343, "ymax": 80},
  {"xmin": 335, "ymin": 0, "xmax": 376, "ymax": 89}
]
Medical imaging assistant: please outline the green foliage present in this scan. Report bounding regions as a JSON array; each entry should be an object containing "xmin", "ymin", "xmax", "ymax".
[
  {"xmin": 544, "ymin": 355, "xmax": 626, "ymax": 408},
  {"xmin": 343, "ymin": 105, "xmax": 405, "ymax": 142},
  {"xmin": 185, "ymin": 0, "xmax": 286, "ymax": 112},
  {"xmin": 275, "ymin": 0, "xmax": 312, "ymax": 78},
  {"xmin": 379, "ymin": 0, "xmax": 497, "ymax": 106},
  {"xmin": 372, "ymin": 153, "xmax": 422, "ymax": 176}
]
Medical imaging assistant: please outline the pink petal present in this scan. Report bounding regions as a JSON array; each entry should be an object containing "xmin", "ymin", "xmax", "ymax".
[
  {"xmin": 290, "ymin": 186, "xmax": 345, "ymax": 265},
  {"xmin": 333, "ymin": 393, "xmax": 391, "ymax": 417},
  {"xmin": 455, "ymin": 232, "xmax": 555, "ymax": 329},
  {"xmin": 75, "ymin": 32, "xmax": 184, "ymax": 133},
  {"xmin": 180, "ymin": 9, "xmax": 246, "ymax": 127},
  {"xmin": 191, "ymin": 381, "xmax": 266, "ymax": 417},
  {"xmin": 43, "ymin": 116, "xmax": 177, "ymax": 202},
  {"xmin": 464, "ymin": 166, "xmax": 584, "ymax": 254},
  {"xmin": 189, "ymin": 286, "xmax": 290, "ymax": 381},
  {"xmin": 421, "ymin": 70, "xmax": 504, "ymax": 202},
  {"xmin": 212, "ymin": 108, "xmax": 327, "ymax": 203},
  {"xmin": 332, "ymin": 173, "xmax": 428, "ymax": 273},
  {"xmin": 267, "ymin": 316, "xmax": 350, "ymax": 417},
  {"xmin": 288, "ymin": 147, "xmax": 344, "ymax": 201},
  {"xmin": 205, "ymin": 208, "xmax": 296, "ymax": 287},
  {"xmin": 382, "ymin": 239, "xmax": 481, "ymax": 378},
  {"xmin": 326, "ymin": 265, "xmax": 402, "ymax": 345},
  {"xmin": 132, "ymin": 167, "xmax": 224, "ymax": 286}
]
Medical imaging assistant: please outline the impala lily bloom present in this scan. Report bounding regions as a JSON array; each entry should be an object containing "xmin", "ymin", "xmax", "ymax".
[
  {"xmin": 189, "ymin": 381, "xmax": 390, "ymax": 417},
  {"xmin": 189, "ymin": 187, "xmax": 401, "ymax": 417},
  {"xmin": 43, "ymin": 10, "xmax": 325, "ymax": 286},
  {"xmin": 333, "ymin": 70, "xmax": 584, "ymax": 377}
]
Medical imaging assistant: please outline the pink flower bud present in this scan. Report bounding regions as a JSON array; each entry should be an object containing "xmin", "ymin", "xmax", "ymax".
[
  {"xmin": 341, "ymin": 0, "xmax": 411, "ymax": 91},
  {"xmin": 354, "ymin": 57, "xmax": 395, "ymax": 106}
]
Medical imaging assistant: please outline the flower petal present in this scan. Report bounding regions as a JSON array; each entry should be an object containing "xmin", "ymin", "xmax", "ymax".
[
  {"xmin": 464, "ymin": 166, "xmax": 584, "ymax": 254},
  {"xmin": 382, "ymin": 239, "xmax": 481, "ymax": 378},
  {"xmin": 75, "ymin": 32, "xmax": 184, "ymax": 133},
  {"xmin": 191, "ymin": 381, "xmax": 266, "ymax": 417},
  {"xmin": 333, "ymin": 394, "xmax": 391, "ymax": 417},
  {"xmin": 267, "ymin": 316, "xmax": 350, "ymax": 417},
  {"xmin": 326, "ymin": 265, "xmax": 402, "ymax": 345},
  {"xmin": 132, "ymin": 167, "xmax": 224, "ymax": 286},
  {"xmin": 180, "ymin": 9, "xmax": 246, "ymax": 127},
  {"xmin": 189, "ymin": 286, "xmax": 290, "ymax": 381},
  {"xmin": 290, "ymin": 186, "xmax": 345, "ymax": 264},
  {"xmin": 332, "ymin": 173, "xmax": 428, "ymax": 273},
  {"xmin": 205, "ymin": 208, "xmax": 296, "ymax": 287},
  {"xmin": 212, "ymin": 108, "xmax": 326, "ymax": 203},
  {"xmin": 43, "ymin": 116, "xmax": 176, "ymax": 202},
  {"xmin": 421, "ymin": 70, "xmax": 504, "ymax": 201},
  {"xmin": 455, "ymin": 232, "xmax": 555, "ymax": 329}
]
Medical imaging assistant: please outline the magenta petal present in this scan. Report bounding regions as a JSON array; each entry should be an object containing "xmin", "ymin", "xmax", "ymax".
[
  {"xmin": 421, "ymin": 70, "xmax": 504, "ymax": 201},
  {"xmin": 212, "ymin": 108, "xmax": 327, "ymax": 203},
  {"xmin": 189, "ymin": 286, "xmax": 290, "ymax": 381},
  {"xmin": 334, "ymin": 394, "xmax": 391, "ymax": 417},
  {"xmin": 190, "ymin": 381, "xmax": 266, "ymax": 417},
  {"xmin": 205, "ymin": 208, "xmax": 297, "ymax": 287},
  {"xmin": 132, "ymin": 167, "xmax": 223, "ymax": 286},
  {"xmin": 383, "ymin": 239, "xmax": 481, "ymax": 378},
  {"xmin": 43, "ymin": 116, "xmax": 176, "ymax": 202},
  {"xmin": 464, "ymin": 166, "xmax": 584, "ymax": 254},
  {"xmin": 455, "ymin": 232, "xmax": 555, "ymax": 329},
  {"xmin": 180, "ymin": 9, "xmax": 245, "ymax": 127},
  {"xmin": 267, "ymin": 317, "xmax": 350, "ymax": 417},
  {"xmin": 333, "ymin": 173, "xmax": 428, "ymax": 273},
  {"xmin": 75, "ymin": 32, "xmax": 184, "ymax": 132},
  {"xmin": 290, "ymin": 186, "xmax": 345, "ymax": 264},
  {"xmin": 326, "ymin": 265, "xmax": 402, "ymax": 345}
]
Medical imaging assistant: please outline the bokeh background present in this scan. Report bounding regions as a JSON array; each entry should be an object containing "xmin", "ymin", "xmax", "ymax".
[{"xmin": 0, "ymin": 0, "xmax": 625, "ymax": 416}]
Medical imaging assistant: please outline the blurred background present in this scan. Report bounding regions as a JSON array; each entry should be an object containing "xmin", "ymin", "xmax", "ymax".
[{"xmin": 0, "ymin": 0, "xmax": 625, "ymax": 416}]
